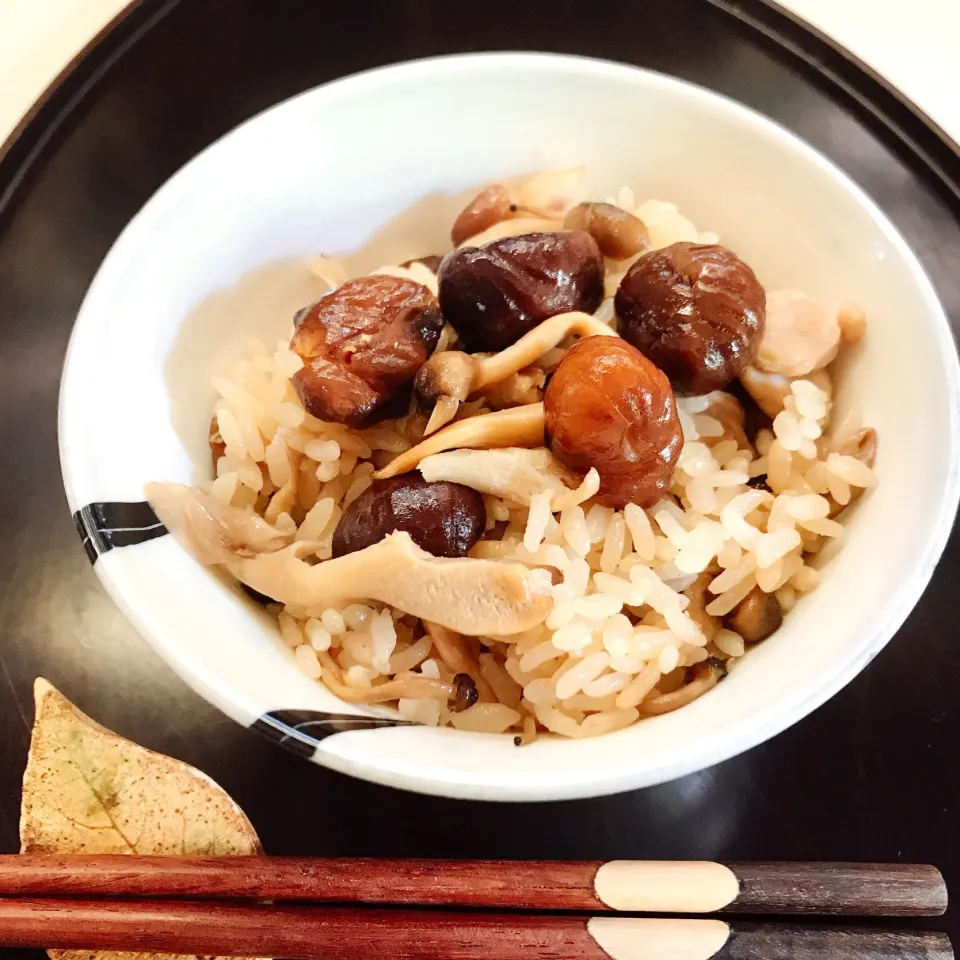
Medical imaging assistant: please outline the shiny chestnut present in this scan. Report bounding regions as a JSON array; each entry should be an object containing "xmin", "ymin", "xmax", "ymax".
[
  {"xmin": 544, "ymin": 337, "xmax": 683, "ymax": 508},
  {"xmin": 332, "ymin": 473, "xmax": 486, "ymax": 558},
  {"xmin": 290, "ymin": 275, "xmax": 443, "ymax": 427},
  {"xmin": 615, "ymin": 242, "xmax": 765, "ymax": 396},
  {"xmin": 438, "ymin": 231, "xmax": 604, "ymax": 353}
]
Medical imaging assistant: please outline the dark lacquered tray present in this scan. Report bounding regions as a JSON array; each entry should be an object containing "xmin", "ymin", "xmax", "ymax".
[{"xmin": 1, "ymin": 2, "xmax": 958, "ymax": 955}]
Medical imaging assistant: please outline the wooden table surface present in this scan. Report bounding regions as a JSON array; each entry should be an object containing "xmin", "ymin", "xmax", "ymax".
[{"xmin": 0, "ymin": 2, "xmax": 957, "ymax": 959}]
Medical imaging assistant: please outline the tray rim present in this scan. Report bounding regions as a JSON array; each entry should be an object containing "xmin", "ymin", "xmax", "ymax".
[{"xmin": 3, "ymin": 0, "xmax": 960, "ymax": 221}]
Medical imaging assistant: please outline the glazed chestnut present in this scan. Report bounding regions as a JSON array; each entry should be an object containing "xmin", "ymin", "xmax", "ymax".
[
  {"xmin": 332, "ymin": 473, "xmax": 486, "ymax": 559},
  {"xmin": 614, "ymin": 242, "xmax": 765, "ymax": 396},
  {"xmin": 290, "ymin": 275, "xmax": 443, "ymax": 427},
  {"xmin": 544, "ymin": 337, "xmax": 683, "ymax": 508},
  {"xmin": 438, "ymin": 231, "xmax": 604, "ymax": 353}
]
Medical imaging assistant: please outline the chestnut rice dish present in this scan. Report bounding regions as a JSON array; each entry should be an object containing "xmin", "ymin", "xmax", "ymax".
[{"xmin": 149, "ymin": 168, "xmax": 876, "ymax": 741}]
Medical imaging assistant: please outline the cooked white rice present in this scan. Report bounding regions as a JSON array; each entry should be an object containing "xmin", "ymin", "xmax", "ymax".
[{"xmin": 199, "ymin": 180, "xmax": 876, "ymax": 739}]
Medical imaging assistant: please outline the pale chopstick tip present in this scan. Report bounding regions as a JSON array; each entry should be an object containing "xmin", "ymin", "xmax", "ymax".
[{"xmin": 594, "ymin": 861, "xmax": 739, "ymax": 914}]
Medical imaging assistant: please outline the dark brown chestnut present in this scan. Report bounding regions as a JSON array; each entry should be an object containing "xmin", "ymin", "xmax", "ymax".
[
  {"xmin": 438, "ymin": 231, "xmax": 604, "ymax": 353},
  {"xmin": 614, "ymin": 242, "xmax": 765, "ymax": 396},
  {"xmin": 332, "ymin": 473, "xmax": 486, "ymax": 559},
  {"xmin": 544, "ymin": 337, "xmax": 683, "ymax": 509},
  {"xmin": 290, "ymin": 275, "xmax": 443, "ymax": 427}
]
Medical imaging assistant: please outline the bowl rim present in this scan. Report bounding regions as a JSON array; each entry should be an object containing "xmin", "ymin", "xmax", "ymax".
[{"xmin": 58, "ymin": 51, "xmax": 960, "ymax": 801}]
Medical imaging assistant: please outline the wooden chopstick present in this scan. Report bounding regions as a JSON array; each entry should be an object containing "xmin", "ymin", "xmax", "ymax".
[
  {"xmin": 0, "ymin": 856, "xmax": 947, "ymax": 917},
  {"xmin": 0, "ymin": 899, "xmax": 951, "ymax": 960}
]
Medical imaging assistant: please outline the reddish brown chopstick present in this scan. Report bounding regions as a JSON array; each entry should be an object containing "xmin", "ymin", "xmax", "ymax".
[
  {"xmin": 0, "ymin": 899, "xmax": 951, "ymax": 960},
  {"xmin": 0, "ymin": 856, "xmax": 947, "ymax": 917}
]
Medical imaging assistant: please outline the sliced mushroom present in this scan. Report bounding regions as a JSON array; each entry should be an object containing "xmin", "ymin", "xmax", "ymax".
[
  {"xmin": 481, "ymin": 368, "xmax": 547, "ymax": 411},
  {"xmin": 415, "ymin": 311, "xmax": 615, "ymax": 432},
  {"xmin": 146, "ymin": 482, "xmax": 293, "ymax": 565},
  {"xmin": 374, "ymin": 403, "xmax": 545, "ymax": 480},
  {"xmin": 418, "ymin": 448, "xmax": 577, "ymax": 505},
  {"xmin": 227, "ymin": 531, "xmax": 552, "ymax": 636},
  {"xmin": 642, "ymin": 657, "xmax": 727, "ymax": 715},
  {"xmin": 755, "ymin": 289, "xmax": 841, "ymax": 377},
  {"xmin": 389, "ymin": 333, "xmax": 684, "ymax": 510},
  {"xmin": 425, "ymin": 620, "xmax": 496, "ymax": 702},
  {"xmin": 724, "ymin": 587, "xmax": 782, "ymax": 643}
]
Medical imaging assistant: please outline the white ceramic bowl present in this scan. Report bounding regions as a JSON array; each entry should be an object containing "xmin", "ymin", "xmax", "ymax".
[{"xmin": 59, "ymin": 53, "xmax": 960, "ymax": 801}]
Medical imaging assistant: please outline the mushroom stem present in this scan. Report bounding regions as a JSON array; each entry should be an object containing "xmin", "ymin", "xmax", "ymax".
[
  {"xmin": 375, "ymin": 403, "xmax": 545, "ymax": 479},
  {"xmin": 642, "ymin": 658, "xmax": 727, "ymax": 715},
  {"xmin": 227, "ymin": 531, "xmax": 552, "ymax": 637},
  {"xmin": 473, "ymin": 311, "xmax": 616, "ymax": 391},
  {"xmin": 424, "ymin": 621, "xmax": 497, "ymax": 702},
  {"xmin": 145, "ymin": 482, "xmax": 293, "ymax": 565},
  {"xmin": 316, "ymin": 655, "xmax": 455, "ymax": 704},
  {"xmin": 423, "ymin": 395, "xmax": 462, "ymax": 436},
  {"xmin": 419, "ymin": 447, "xmax": 576, "ymax": 505}
]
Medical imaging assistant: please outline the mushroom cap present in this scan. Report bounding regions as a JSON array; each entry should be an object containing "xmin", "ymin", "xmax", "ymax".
[{"xmin": 415, "ymin": 351, "xmax": 476, "ymax": 405}]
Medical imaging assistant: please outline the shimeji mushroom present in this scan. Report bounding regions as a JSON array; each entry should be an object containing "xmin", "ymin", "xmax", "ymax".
[
  {"xmin": 423, "ymin": 620, "xmax": 497, "ymax": 703},
  {"xmin": 146, "ymin": 482, "xmax": 293, "ymax": 565},
  {"xmin": 449, "ymin": 167, "xmax": 588, "ymax": 247},
  {"xmin": 418, "ymin": 447, "xmax": 577, "ymax": 505},
  {"xmin": 642, "ymin": 657, "xmax": 727, "ymax": 715},
  {"xmin": 375, "ymin": 404, "xmax": 547, "ymax": 480},
  {"xmin": 382, "ymin": 337, "xmax": 684, "ymax": 510},
  {"xmin": 148, "ymin": 484, "xmax": 552, "ymax": 636},
  {"xmin": 226, "ymin": 532, "xmax": 553, "ymax": 637},
  {"xmin": 416, "ymin": 310, "xmax": 616, "ymax": 434}
]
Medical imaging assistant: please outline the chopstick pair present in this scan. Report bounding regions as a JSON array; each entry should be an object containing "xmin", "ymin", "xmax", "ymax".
[
  {"xmin": 0, "ymin": 856, "xmax": 949, "ymax": 960},
  {"xmin": 0, "ymin": 856, "xmax": 946, "ymax": 915},
  {"xmin": 0, "ymin": 900, "xmax": 952, "ymax": 960}
]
